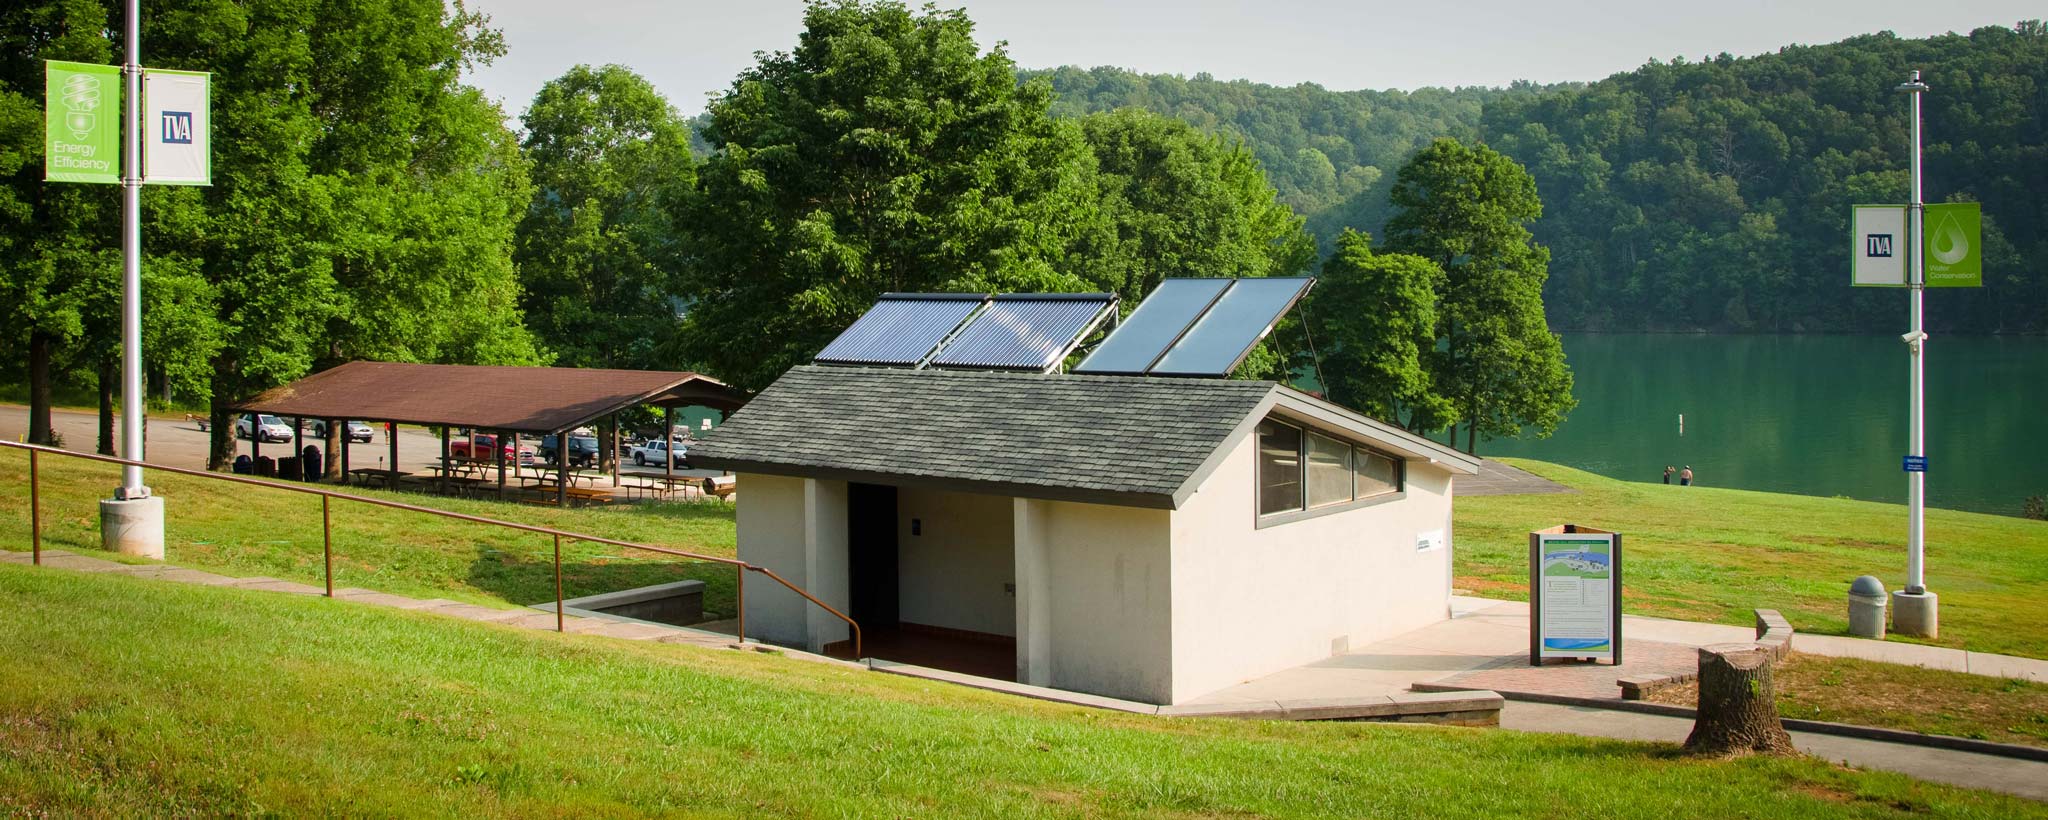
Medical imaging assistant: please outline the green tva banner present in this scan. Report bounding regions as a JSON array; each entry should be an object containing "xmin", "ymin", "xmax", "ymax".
[
  {"xmin": 45, "ymin": 60, "xmax": 121, "ymax": 184},
  {"xmin": 1923, "ymin": 202, "xmax": 1982, "ymax": 288}
]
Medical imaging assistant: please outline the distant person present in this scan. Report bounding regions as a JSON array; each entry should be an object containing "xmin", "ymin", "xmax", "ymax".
[
  {"xmin": 1680, "ymin": 466, "xmax": 1694, "ymax": 486},
  {"xmin": 1662, "ymin": 465, "xmax": 1674, "ymax": 485}
]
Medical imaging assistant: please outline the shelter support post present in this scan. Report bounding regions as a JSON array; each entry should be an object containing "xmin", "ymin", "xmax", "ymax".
[
  {"xmin": 387, "ymin": 423, "xmax": 398, "ymax": 474},
  {"xmin": 664, "ymin": 407, "xmax": 674, "ymax": 488},
  {"xmin": 610, "ymin": 413, "xmax": 619, "ymax": 484},
  {"xmin": 495, "ymin": 430, "xmax": 506, "ymax": 494},
  {"xmin": 1013, "ymin": 497, "xmax": 1053, "ymax": 686},
  {"xmin": 440, "ymin": 427, "xmax": 450, "ymax": 494},
  {"xmin": 557, "ymin": 436, "xmax": 568, "ymax": 507},
  {"xmin": 293, "ymin": 416, "xmax": 304, "ymax": 479},
  {"xmin": 251, "ymin": 422, "xmax": 261, "ymax": 465},
  {"xmin": 341, "ymin": 431, "xmax": 350, "ymax": 485}
]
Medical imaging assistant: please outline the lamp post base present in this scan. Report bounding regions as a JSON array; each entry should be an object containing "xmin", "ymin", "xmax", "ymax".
[
  {"xmin": 1891, "ymin": 589, "xmax": 1939, "ymax": 639},
  {"xmin": 99, "ymin": 496, "xmax": 164, "ymax": 559}
]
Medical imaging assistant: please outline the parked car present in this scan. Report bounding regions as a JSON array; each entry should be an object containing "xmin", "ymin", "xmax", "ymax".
[
  {"xmin": 630, "ymin": 439, "xmax": 689, "ymax": 468},
  {"xmin": 309, "ymin": 419, "xmax": 375, "ymax": 443},
  {"xmin": 450, "ymin": 433, "xmax": 536, "ymax": 465},
  {"xmin": 235, "ymin": 413, "xmax": 294, "ymax": 443},
  {"xmin": 538, "ymin": 433, "xmax": 600, "ymax": 469}
]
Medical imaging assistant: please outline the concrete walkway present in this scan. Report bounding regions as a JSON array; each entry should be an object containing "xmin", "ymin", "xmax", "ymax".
[
  {"xmin": 1194, "ymin": 596, "xmax": 2043, "ymax": 708},
  {"xmin": 1457, "ymin": 459, "xmax": 1574, "ymax": 496},
  {"xmin": 0, "ymin": 548, "xmax": 740, "ymax": 648},
  {"xmin": 1505, "ymin": 701, "xmax": 2048, "ymax": 802}
]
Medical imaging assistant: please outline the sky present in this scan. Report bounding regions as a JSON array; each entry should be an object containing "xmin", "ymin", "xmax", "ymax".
[{"xmin": 460, "ymin": 0, "xmax": 2040, "ymax": 121}]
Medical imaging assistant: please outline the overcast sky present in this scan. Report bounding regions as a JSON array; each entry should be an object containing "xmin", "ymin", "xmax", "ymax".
[{"xmin": 461, "ymin": 0, "xmax": 2039, "ymax": 121}]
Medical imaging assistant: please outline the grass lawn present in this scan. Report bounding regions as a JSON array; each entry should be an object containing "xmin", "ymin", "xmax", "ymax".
[
  {"xmin": 0, "ymin": 447, "xmax": 741, "ymax": 615},
  {"xmin": 1458, "ymin": 460, "xmax": 2048, "ymax": 660},
  {"xmin": 1, "ymin": 565, "xmax": 2040, "ymax": 818},
  {"xmin": 1649, "ymin": 652, "xmax": 2048, "ymax": 749}
]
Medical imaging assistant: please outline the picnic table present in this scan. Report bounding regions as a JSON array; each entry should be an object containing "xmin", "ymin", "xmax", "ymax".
[{"xmin": 348, "ymin": 468, "xmax": 409, "ymax": 488}]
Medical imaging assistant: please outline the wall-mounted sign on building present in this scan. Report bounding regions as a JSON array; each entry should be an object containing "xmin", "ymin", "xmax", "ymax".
[
  {"xmin": 1529, "ymin": 524, "xmax": 1622, "ymax": 665},
  {"xmin": 44, "ymin": 60, "xmax": 122, "ymax": 184}
]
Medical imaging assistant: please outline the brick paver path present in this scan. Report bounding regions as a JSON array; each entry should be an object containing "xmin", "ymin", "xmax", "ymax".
[
  {"xmin": 1420, "ymin": 639, "xmax": 1700, "ymax": 700},
  {"xmin": 0, "ymin": 548, "xmax": 737, "ymax": 649}
]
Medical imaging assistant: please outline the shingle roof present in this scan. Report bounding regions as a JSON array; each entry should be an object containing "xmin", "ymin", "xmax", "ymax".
[{"xmin": 689, "ymin": 366, "xmax": 1277, "ymax": 507}]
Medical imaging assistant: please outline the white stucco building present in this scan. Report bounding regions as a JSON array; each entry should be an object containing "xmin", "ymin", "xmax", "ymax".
[{"xmin": 692, "ymin": 365, "xmax": 1481, "ymax": 705}]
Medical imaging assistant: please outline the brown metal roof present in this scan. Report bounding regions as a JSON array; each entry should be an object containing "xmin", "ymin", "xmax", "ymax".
[{"xmin": 233, "ymin": 361, "xmax": 747, "ymax": 433}]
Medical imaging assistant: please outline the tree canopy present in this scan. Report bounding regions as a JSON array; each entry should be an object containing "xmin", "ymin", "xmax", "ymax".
[
  {"xmin": 1305, "ymin": 230, "xmax": 1448, "ymax": 429},
  {"xmin": 517, "ymin": 63, "xmax": 695, "ymax": 370},
  {"xmin": 1385, "ymin": 138, "xmax": 1573, "ymax": 452},
  {"xmin": 673, "ymin": 1, "xmax": 1122, "ymax": 390}
]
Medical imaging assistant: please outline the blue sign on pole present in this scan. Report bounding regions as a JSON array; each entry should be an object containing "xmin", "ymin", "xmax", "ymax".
[{"xmin": 1903, "ymin": 455, "xmax": 1928, "ymax": 473}]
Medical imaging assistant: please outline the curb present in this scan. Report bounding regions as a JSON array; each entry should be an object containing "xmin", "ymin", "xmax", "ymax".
[{"xmin": 1464, "ymin": 688, "xmax": 2048, "ymax": 763}]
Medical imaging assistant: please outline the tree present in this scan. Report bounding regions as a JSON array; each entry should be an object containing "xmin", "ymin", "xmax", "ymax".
[
  {"xmin": 1385, "ymin": 138, "xmax": 1573, "ymax": 453},
  {"xmin": 674, "ymin": 0, "xmax": 1115, "ymax": 390},
  {"xmin": 1306, "ymin": 230, "xmax": 1452, "ymax": 429},
  {"xmin": 516, "ymin": 64, "xmax": 695, "ymax": 370},
  {"xmin": 66, "ymin": 0, "xmax": 541, "ymax": 469},
  {"xmin": 1078, "ymin": 108, "xmax": 1314, "ymax": 303},
  {"xmin": 0, "ymin": 0, "xmax": 118, "ymax": 445}
]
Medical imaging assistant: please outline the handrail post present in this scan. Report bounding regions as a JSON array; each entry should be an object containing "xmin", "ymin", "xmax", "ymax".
[
  {"xmin": 735, "ymin": 566, "xmax": 746, "ymax": 645},
  {"xmin": 29, "ymin": 448, "xmax": 41, "ymax": 565},
  {"xmin": 321, "ymin": 494, "xmax": 333, "ymax": 597},
  {"xmin": 553, "ymin": 534, "xmax": 564, "ymax": 633}
]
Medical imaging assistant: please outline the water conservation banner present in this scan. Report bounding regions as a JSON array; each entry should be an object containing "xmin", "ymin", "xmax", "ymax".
[
  {"xmin": 143, "ymin": 69, "xmax": 210, "ymax": 185},
  {"xmin": 1922, "ymin": 202, "xmax": 1981, "ymax": 288},
  {"xmin": 1529, "ymin": 526, "xmax": 1622, "ymax": 664},
  {"xmin": 45, "ymin": 60, "xmax": 121, "ymax": 184}
]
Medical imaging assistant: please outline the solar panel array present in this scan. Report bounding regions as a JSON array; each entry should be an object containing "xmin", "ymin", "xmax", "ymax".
[
  {"xmin": 814, "ymin": 292, "xmax": 1116, "ymax": 373},
  {"xmin": 1075, "ymin": 277, "xmax": 1314, "ymax": 378},
  {"xmin": 928, "ymin": 295, "xmax": 1117, "ymax": 371},
  {"xmin": 813, "ymin": 294, "xmax": 985, "ymax": 367}
]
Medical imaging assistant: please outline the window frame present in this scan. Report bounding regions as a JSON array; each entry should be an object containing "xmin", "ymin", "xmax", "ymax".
[{"xmin": 1253, "ymin": 417, "xmax": 1407, "ymax": 529}]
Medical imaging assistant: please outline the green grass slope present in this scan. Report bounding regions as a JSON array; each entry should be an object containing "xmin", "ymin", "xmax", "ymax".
[
  {"xmin": 1459, "ymin": 460, "xmax": 2048, "ymax": 659},
  {"xmin": 0, "ymin": 449, "xmax": 739, "ymax": 613},
  {"xmin": 1, "ymin": 565, "xmax": 2039, "ymax": 818}
]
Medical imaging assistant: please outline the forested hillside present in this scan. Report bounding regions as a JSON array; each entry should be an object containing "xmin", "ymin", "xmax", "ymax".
[{"xmin": 1035, "ymin": 22, "xmax": 2048, "ymax": 333}]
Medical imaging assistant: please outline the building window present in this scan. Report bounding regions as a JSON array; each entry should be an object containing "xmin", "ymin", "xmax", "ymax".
[
  {"xmin": 1355, "ymin": 449, "xmax": 1401, "ymax": 498},
  {"xmin": 1305, "ymin": 431, "xmax": 1353, "ymax": 508},
  {"xmin": 1257, "ymin": 420, "xmax": 1302, "ymax": 515},
  {"xmin": 1257, "ymin": 417, "xmax": 1405, "ymax": 519}
]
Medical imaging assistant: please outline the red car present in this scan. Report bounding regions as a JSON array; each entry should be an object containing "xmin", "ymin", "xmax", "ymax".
[{"xmin": 450, "ymin": 433, "xmax": 536, "ymax": 465}]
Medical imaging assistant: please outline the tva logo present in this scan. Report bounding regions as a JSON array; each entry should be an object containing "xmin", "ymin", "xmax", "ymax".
[
  {"xmin": 160, "ymin": 111, "xmax": 193, "ymax": 144},
  {"xmin": 1865, "ymin": 233, "xmax": 1893, "ymax": 258}
]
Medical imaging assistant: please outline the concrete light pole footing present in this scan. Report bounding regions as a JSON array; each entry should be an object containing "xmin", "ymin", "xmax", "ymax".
[
  {"xmin": 99, "ymin": 496, "xmax": 165, "ymax": 559},
  {"xmin": 1892, "ymin": 589, "xmax": 1939, "ymax": 639}
]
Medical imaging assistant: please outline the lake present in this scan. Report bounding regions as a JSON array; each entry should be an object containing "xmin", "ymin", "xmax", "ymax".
[{"xmin": 1478, "ymin": 333, "xmax": 2047, "ymax": 517}]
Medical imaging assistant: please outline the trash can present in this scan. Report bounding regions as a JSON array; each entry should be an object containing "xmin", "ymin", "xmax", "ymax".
[
  {"xmin": 301, "ymin": 446, "xmax": 323, "ymax": 482},
  {"xmin": 1848, "ymin": 575, "xmax": 1887, "ymax": 639}
]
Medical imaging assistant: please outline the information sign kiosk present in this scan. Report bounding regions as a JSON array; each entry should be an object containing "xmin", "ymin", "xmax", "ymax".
[{"xmin": 1529, "ymin": 524, "xmax": 1623, "ymax": 665}]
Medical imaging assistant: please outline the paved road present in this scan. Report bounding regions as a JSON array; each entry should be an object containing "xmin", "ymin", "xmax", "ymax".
[{"xmin": 1460, "ymin": 459, "xmax": 1573, "ymax": 496}]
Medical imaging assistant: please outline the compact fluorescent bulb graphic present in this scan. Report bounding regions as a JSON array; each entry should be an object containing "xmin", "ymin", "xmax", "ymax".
[{"xmin": 62, "ymin": 72, "xmax": 101, "ymax": 140}]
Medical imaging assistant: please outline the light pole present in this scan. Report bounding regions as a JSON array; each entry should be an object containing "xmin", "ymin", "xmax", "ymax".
[
  {"xmin": 1894, "ymin": 70, "xmax": 1937, "ymax": 638},
  {"xmin": 100, "ymin": 0, "xmax": 166, "ymax": 559}
]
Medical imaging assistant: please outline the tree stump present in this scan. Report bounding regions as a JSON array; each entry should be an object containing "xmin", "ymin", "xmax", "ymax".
[{"xmin": 1683, "ymin": 642, "xmax": 1795, "ymax": 757}]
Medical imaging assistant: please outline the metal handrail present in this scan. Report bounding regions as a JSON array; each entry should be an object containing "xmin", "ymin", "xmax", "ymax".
[{"xmin": 0, "ymin": 439, "xmax": 861, "ymax": 657}]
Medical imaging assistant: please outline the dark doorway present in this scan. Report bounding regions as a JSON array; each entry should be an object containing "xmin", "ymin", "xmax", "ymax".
[{"xmin": 847, "ymin": 482, "xmax": 899, "ymax": 628}]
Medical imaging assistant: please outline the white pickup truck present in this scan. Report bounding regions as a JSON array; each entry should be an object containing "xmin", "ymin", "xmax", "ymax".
[{"xmin": 629, "ymin": 439, "xmax": 689, "ymax": 468}]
